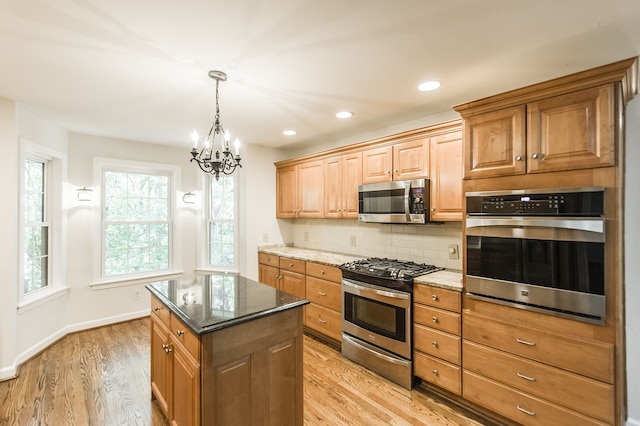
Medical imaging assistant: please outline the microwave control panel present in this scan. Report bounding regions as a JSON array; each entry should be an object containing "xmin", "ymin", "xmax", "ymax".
[
  {"xmin": 410, "ymin": 187, "xmax": 425, "ymax": 214},
  {"xmin": 466, "ymin": 188, "xmax": 604, "ymax": 216}
]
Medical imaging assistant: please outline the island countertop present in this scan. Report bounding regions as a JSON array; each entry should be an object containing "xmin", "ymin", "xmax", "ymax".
[{"xmin": 146, "ymin": 273, "xmax": 309, "ymax": 335}]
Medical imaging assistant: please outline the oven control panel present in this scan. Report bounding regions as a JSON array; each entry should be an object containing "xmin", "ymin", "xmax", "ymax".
[{"xmin": 466, "ymin": 188, "xmax": 604, "ymax": 216}]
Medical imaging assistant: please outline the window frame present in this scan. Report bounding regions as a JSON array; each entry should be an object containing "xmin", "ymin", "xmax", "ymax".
[
  {"xmin": 203, "ymin": 173, "xmax": 239, "ymax": 273},
  {"xmin": 18, "ymin": 139, "xmax": 68, "ymax": 310},
  {"xmin": 93, "ymin": 158, "xmax": 182, "ymax": 287}
]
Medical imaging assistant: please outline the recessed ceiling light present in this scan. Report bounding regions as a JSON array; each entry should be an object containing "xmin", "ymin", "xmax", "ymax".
[
  {"xmin": 418, "ymin": 80, "xmax": 441, "ymax": 92},
  {"xmin": 283, "ymin": 130, "xmax": 296, "ymax": 136},
  {"xmin": 336, "ymin": 111, "xmax": 353, "ymax": 119}
]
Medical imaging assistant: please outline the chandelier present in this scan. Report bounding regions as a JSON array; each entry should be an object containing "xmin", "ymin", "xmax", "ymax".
[{"xmin": 190, "ymin": 70, "xmax": 242, "ymax": 180}]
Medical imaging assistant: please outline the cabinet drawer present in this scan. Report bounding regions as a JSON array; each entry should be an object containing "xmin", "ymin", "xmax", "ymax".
[
  {"xmin": 305, "ymin": 262, "xmax": 342, "ymax": 283},
  {"xmin": 414, "ymin": 304, "xmax": 460, "ymax": 335},
  {"xmin": 258, "ymin": 252, "xmax": 279, "ymax": 267},
  {"xmin": 414, "ymin": 352, "xmax": 460, "ymax": 395},
  {"xmin": 306, "ymin": 276, "xmax": 341, "ymax": 312},
  {"xmin": 463, "ymin": 340, "xmax": 613, "ymax": 423},
  {"xmin": 279, "ymin": 257, "xmax": 306, "ymax": 274},
  {"xmin": 414, "ymin": 285, "xmax": 461, "ymax": 312},
  {"xmin": 170, "ymin": 315, "xmax": 200, "ymax": 362},
  {"xmin": 304, "ymin": 304, "xmax": 341, "ymax": 342},
  {"xmin": 463, "ymin": 312, "xmax": 613, "ymax": 383},
  {"xmin": 150, "ymin": 294, "xmax": 171, "ymax": 328},
  {"xmin": 414, "ymin": 324, "xmax": 460, "ymax": 365},
  {"xmin": 463, "ymin": 371, "xmax": 606, "ymax": 426}
]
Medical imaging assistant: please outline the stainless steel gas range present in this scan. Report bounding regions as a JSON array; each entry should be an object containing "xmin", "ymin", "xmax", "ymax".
[{"xmin": 339, "ymin": 258, "xmax": 442, "ymax": 389}]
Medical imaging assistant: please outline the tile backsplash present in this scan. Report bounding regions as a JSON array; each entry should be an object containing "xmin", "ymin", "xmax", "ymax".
[{"xmin": 289, "ymin": 219, "xmax": 463, "ymax": 270}]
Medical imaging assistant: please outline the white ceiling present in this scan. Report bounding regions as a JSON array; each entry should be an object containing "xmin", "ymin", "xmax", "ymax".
[{"xmin": 2, "ymin": 1, "xmax": 640, "ymax": 151}]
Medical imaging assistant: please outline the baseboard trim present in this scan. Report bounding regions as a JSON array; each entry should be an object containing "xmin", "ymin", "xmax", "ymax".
[{"xmin": 627, "ymin": 416, "xmax": 640, "ymax": 426}]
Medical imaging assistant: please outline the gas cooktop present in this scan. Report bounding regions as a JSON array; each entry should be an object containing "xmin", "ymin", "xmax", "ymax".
[{"xmin": 339, "ymin": 257, "xmax": 442, "ymax": 291}]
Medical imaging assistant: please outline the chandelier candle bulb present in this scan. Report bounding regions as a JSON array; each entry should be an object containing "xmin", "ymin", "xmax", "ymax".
[
  {"xmin": 191, "ymin": 129, "xmax": 198, "ymax": 148},
  {"xmin": 235, "ymin": 138, "xmax": 240, "ymax": 155}
]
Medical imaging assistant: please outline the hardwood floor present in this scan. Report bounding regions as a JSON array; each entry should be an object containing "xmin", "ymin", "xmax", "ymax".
[{"xmin": 0, "ymin": 318, "xmax": 489, "ymax": 426}]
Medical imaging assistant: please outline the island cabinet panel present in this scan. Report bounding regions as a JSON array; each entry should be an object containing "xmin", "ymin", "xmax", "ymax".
[
  {"xmin": 201, "ymin": 307, "xmax": 304, "ymax": 426},
  {"xmin": 150, "ymin": 314, "xmax": 171, "ymax": 419},
  {"xmin": 172, "ymin": 342, "xmax": 200, "ymax": 426}
]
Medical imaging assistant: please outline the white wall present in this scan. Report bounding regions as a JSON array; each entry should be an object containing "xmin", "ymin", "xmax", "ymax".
[
  {"xmin": 625, "ymin": 96, "xmax": 639, "ymax": 426},
  {"xmin": 0, "ymin": 98, "xmax": 18, "ymax": 379}
]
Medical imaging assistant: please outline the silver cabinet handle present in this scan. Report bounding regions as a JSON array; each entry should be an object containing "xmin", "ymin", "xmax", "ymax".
[
  {"xmin": 431, "ymin": 294, "xmax": 438, "ymax": 301},
  {"xmin": 432, "ymin": 341, "xmax": 438, "ymax": 348},
  {"xmin": 176, "ymin": 330, "xmax": 184, "ymax": 336},
  {"xmin": 431, "ymin": 316, "xmax": 438, "ymax": 323},
  {"xmin": 432, "ymin": 369, "xmax": 438, "ymax": 376},
  {"xmin": 530, "ymin": 153, "xmax": 539, "ymax": 159},
  {"xmin": 514, "ymin": 155, "xmax": 522, "ymax": 161},
  {"xmin": 516, "ymin": 338, "xmax": 535, "ymax": 346},
  {"xmin": 320, "ymin": 270, "xmax": 326, "ymax": 275},
  {"xmin": 318, "ymin": 291, "xmax": 327, "ymax": 296},
  {"xmin": 517, "ymin": 372, "xmax": 536, "ymax": 381},
  {"xmin": 153, "ymin": 306, "xmax": 161, "ymax": 312},
  {"xmin": 517, "ymin": 405, "xmax": 536, "ymax": 416},
  {"xmin": 318, "ymin": 318, "xmax": 326, "ymax": 324}
]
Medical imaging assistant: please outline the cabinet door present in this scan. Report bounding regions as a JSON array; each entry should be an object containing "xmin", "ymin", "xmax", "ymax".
[
  {"xmin": 527, "ymin": 84, "xmax": 616, "ymax": 173},
  {"xmin": 276, "ymin": 165, "xmax": 298, "ymax": 218},
  {"xmin": 362, "ymin": 146, "xmax": 393, "ymax": 184},
  {"xmin": 297, "ymin": 160, "xmax": 324, "ymax": 218},
  {"xmin": 393, "ymin": 137, "xmax": 429, "ymax": 180},
  {"xmin": 464, "ymin": 106, "xmax": 526, "ymax": 178},
  {"xmin": 280, "ymin": 270, "xmax": 306, "ymax": 298},
  {"xmin": 323, "ymin": 156, "xmax": 344, "ymax": 218},
  {"xmin": 172, "ymin": 339, "xmax": 200, "ymax": 426},
  {"xmin": 259, "ymin": 264, "xmax": 280, "ymax": 288},
  {"xmin": 150, "ymin": 317, "xmax": 171, "ymax": 419},
  {"xmin": 343, "ymin": 152, "xmax": 362, "ymax": 218},
  {"xmin": 430, "ymin": 130, "xmax": 463, "ymax": 221}
]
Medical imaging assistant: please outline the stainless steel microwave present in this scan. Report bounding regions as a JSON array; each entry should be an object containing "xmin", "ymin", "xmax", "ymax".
[{"xmin": 358, "ymin": 179, "xmax": 430, "ymax": 224}]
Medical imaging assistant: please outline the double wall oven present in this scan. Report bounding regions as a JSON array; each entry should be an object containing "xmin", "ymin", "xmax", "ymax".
[
  {"xmin": 465, "ymin": 186, "xmax": 605, "ymax": 323},
  {"xmin": 340, "ymin": 258, "xmax": 441, "ymax": 389}
]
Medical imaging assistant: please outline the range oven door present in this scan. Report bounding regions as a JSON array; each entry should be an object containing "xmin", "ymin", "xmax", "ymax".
[
  {"xmin": 465, "ymin": 216, "xmax": 605, "ymax": 321},
  {"xmin": 342, "ymin": 278, "xmax": 411, "ymax": 359}
]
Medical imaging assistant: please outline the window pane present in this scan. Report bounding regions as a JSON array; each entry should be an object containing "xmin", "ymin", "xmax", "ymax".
[
  {"xmin": 103, "ymin": 170, "xmax": 171, "ymax": 277},
  {"xmin": 208, "ymin": 175, "xmax": 236, "ymax": 268},
  {"xmin": 209, "ymin": 222, "xmax": 234, "ymax": 266},
  {"xmin": 24, "ymin": 225, "xmax": 48, "ymax": 293},
  {"xmin": 25, "ymin": 160, "xmax": 45, "ymax": 223}
]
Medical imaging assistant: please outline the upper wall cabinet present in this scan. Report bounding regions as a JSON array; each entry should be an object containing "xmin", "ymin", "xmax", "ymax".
[
  {"xmin": 430, "ymin": 128, "xmax": 463, "ymax": 221},
  {"xmin": 362, "ymin": 137, "xmax": 429, "ymax": 184},
  {"xmin": 324, "ymin": 152, "xmax": 362, "ymax": 219},
  {"xmin": 276, "ymin": 160, "xmax": 324, "ymax": 218},
  {"xmin": 455, "ymin": 57, "xmax": 638, "ymax": 180}
]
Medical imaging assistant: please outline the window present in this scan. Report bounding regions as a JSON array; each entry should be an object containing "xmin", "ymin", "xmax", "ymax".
[
  {"xmin": 24, "ymin": 158, "xmax": 49, "ymax": 293},
  {"xmin": 207, "ymin": 175, "xmax": 238, "ymax": 270},
  {"xmin": 102, "ymin": 169, "xmax": 172, "ymax": 277}
]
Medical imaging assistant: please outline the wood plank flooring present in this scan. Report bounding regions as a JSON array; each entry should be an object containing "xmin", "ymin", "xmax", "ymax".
[{"xmin": 0, "ymin": 317, "xmax": 489, "ymax": 426}]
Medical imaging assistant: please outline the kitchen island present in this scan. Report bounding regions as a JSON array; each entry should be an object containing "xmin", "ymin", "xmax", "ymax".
[{"xmin": 146, "ymin": 273, "xmax": 309, "ymax": 426}]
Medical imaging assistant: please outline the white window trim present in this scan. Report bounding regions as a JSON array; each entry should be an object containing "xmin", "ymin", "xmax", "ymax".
[
  {"xmin": 196, "ymin": 173, "xmax": 240, "ymax": 274},
  {"xmin": 18, "ymin": 139, "xmax": 69, "ymax": 311},
  {"xmin": 91, "ymin": 157, "xmax": 182, "ymax": 288}
]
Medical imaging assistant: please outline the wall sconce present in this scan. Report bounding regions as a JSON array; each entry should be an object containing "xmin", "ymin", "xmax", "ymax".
[
  {"xmin": 182, "ymin": 192, "xmax": 196, "ymax": 204},
  {"xmin": 76, "ymin": 187, "xmax": 93, "ymax": 202}
]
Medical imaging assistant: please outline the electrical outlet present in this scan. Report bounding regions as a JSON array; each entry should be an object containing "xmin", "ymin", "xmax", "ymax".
[
  {"xmin": 304, "ymin": 231, "xmax": 309, "ymax": 242},
  {"xmin": 350, "ymin": 235, "xmax": 356, "ymax": 247},
  {"xmin": 133, "ymin": 291, "xmax": 140, "ymax": 300},
  {"xmin": 448, "ymin": 244, "xmax": 459, "ymax": 259},
  {"xmin": 263, "ymin": 233, "xmax": 269, "ymax": 243}
]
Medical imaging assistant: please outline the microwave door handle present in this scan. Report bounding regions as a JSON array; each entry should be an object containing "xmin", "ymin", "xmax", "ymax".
[{"xmin": 404, "ymin": 184, "xmax": 411, "ymax": 221}]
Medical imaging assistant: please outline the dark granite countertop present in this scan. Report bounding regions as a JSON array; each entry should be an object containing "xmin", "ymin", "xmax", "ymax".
[{"xmin": 146, "ymin": 273, "xmax": 309, "ymax": 335}]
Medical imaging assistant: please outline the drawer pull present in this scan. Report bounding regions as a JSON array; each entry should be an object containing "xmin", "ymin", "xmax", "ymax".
[
  {"xmin": 288, "ymin": 263, "xmax": 294, "ymax": 267},
  {"xmin": 320, "ymin": 270, "xmax": 326, "ymax": 275},
  {"xmin": 153, "ymin": 306, "xmax": 161, "ymax": 312},
  {"xmin": 318, "ymin": 318, "xmax": 327, "ymax": 324},
  {"xmin": 318, "ymin": 291, "xmax": 327, "ymax": 296},
  {"xmin": 432, "ymin": 341, "xmax": 438, "ymax": 348},
  {"xmin": 517, "ymin": 405, "xmax": 536, "ymax": 416},
  {"xmin": 432, "ymin": 369, "xmax": 438, "ymax": 376},
  {"xmin": 517, "ymin": 372, "xmax": 536, "ymax": 381},
  {"xmin": 176, "ymin": 330, "xmax": 185, "ymax": 336},
  {"xmin": 431, "ymin": 316, "xmax": 438, "ymax": 323},
  {"xmin": 516, "ymin": 338, "xmax": 535, "ymax": 346},
  {"xmin": 431, "ymin": 294, "xmax": 438, "ymax": 301}
]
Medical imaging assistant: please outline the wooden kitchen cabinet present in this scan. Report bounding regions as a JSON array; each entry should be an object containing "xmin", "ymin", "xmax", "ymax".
[
  {"xmin": 324, "ymin": 152, "xmax": 362, "ymax": 218},
  {"xmin": 151, "ymin": 294, "xmax": 201, "ymax": 426},
  {"xmin": 362, "ymin": 137, "xmax": 429, "ymax": 184},
  {"xmin": 304, "ymin": 262, "xmax": 342, "ymax": 343},
  {"xmin": 429, "ymin": 127, "xmax": 463, "ymax": 221},
  {"xmin": 276, "ymin": 160, "xmax": 324, "ymax": 218},
  {"xmin": 413, "ymin": 284, "xmax": 462, "ymax": 395},
  {"xmin": 457, "ymin": 81, "xmax": 620, "ymax": 179},
  {"xmin": 258, "ymin": 253, "xmax": 306, "ymax": 298}
]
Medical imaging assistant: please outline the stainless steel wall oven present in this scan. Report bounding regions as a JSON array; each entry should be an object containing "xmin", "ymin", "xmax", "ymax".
[{"xmin": 465, "ymin": 187, "xmax": 605, "ymax": 323}]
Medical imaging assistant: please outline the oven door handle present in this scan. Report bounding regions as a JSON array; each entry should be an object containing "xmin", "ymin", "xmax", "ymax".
[
  {"xmin": 342, "ymin": 279, "xmax": 410, "ymax": 301},
  {"xmin": 342, "ymin": 334, "xmax": 410, "ymax": 366},
  {"xmin": 465, "ymin": 216, "xmax": 604, "ymax": 243}
]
